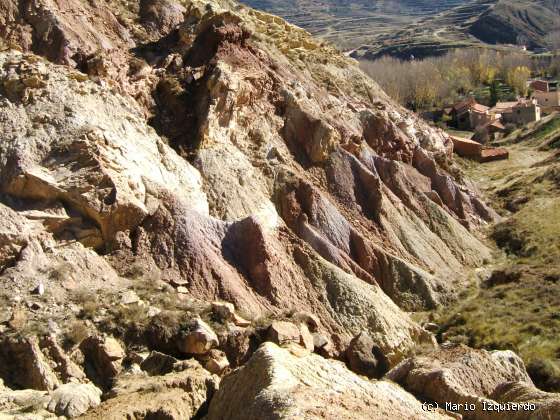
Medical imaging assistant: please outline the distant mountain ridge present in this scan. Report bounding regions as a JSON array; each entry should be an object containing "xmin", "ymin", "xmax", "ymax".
[
  {"xmin": 470, "ymin": 0, "xmax": 560, "ymax": 49},
  {"xmin": 239, "ymin": 0, "xmax": 474, "ymax": 49},
  {"xmin": 240, "ymin": 0, "xmax": 560, "ymax": 57},
  {"xmin": 243, "ymin": 0, "xmax": 469, "ymax": 16}
]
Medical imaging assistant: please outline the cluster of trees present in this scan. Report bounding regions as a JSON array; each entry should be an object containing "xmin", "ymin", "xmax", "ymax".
[{"xmin": 359, "ymin": 49, "xmax": 545, "ymax": 110}]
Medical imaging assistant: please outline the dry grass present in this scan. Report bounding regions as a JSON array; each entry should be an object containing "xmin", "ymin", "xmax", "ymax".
[
  {"xmin": 439, "ymin": 132, "xmax": 560, "ymax": 391},
  {"xmin": 437, "ymin": 271, "xmax": 560, "ymax": 389},
  {"xmin": 71, "ymin": 288, "xmax": 101, "ymax": 320},
  {"xmin": 65, "ymin": 320, "xmax": 91, "ymax": 345},
  {"xmin": 49, "ymin": 262, "xmax": 74, "ymax": 282}
]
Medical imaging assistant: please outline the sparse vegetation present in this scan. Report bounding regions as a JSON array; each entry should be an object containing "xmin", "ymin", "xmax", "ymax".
[
  {"xmin": 124, "ymin": 262, "xmax": 147, "ymax": 279},
  {"xmin": 49, "ymin": 262, "xmax": 74, "ymax": 282},
  {"xmin": 71, "ymin": 288, "xmax": 101, "ymax": 320},
  {"xmin": 438, "ymin": 274, "xmax": 560, "ymax": 391},
  {"xmin": 436, "ymin": 118, "xmax": 560, "ymax": 391},
  {"xmin": 526, "ymin": 115, "xmax": 560, "ymax": 142},
  {"xmin": 65, "ymin": 320, "xmax": 91, "ymax": 346}
]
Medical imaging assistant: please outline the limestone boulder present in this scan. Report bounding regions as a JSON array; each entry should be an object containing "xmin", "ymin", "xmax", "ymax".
[
  {"xmin": 346, "ymin": 331, "xmax": 389, "ymax": 379},
  {"xmin": 266, "ymin": 321, "xmax": 315, "ymax": 352},
  {"xmin": 6, "ymin": 305, "xmax": 27, "ymax": 331},
  {"xmin": 0, "ymin": 203, "xmax": 39, "ymax": 271},
  {"xmin": 139, "ymin": 0, "xmax": 186, "ymax": 36},
  {"xmin": 220, "ymin": 327, "xmax": 257, "ymax": 368},
  {"xmin": 83, "ymin": 360, "xmax": 218, "ymax": 420},
  {"xmin": 211, "ymin": 301, "xmax": 236, "ymax": 320},
  {"xmin": 211, "ymin": 301, "xmax": 251, "ymax": 327},
  {"xmin": 80, "ymin": 336, "xmax": 125, "ymax": 389},
  {"xmin": 267, "ymin": 321, "xmax": 300, "ymax": 346},
  {"xmin": 0, "ymin": 387, "xmax": 50, "ymax": 417},
  {"xmin": 178, "ymin": 318, "xmax": 218, "ymax": 355},
  {"xmin": 206, "ymin": 342, "xmax": 452, "ymax": 419},
  {"xmin": 0, "ymin": 337, "xmax": 59, "ymax": 391},
  {"xmin": 490, "ymin": 381, "xmax": 560, "ymax": 420},
  {"xmin": 199, "ymin": 349, "xmax": 230, "ymax": 375},
  {"xmin": 46, "ymin": 383, "xmax": 102, "ymax": 418},
  {"xmin": 39, "ymin": 336, "xmax": 86, "ymax": 383},
  {"xmin": 291, "ymin": 311, "xmax": 321, "ymax": 333},
  {"xmin": 386, "ymin": 345, "xmax": 539, "ymax": 419},
  {"xmin": 312, "ymin": 333, "xmax": 330, "ymax": 351},
  {"xmin": 140, "ymin": 351, "xmax": 178, "ymax": 376}
]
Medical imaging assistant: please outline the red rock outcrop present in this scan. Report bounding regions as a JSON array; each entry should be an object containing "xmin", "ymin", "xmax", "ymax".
[{"xmin": 0, "ymin": 0, "xmax": 499, "ymax": 361}]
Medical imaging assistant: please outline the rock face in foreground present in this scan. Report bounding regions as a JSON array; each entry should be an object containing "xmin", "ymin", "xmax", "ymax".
[
  {"xmin": 81, "ymin": 360, "xmax": 217, "ymax": 420},
  {"xmin": 0, "ymin": 49, "xmax": 439, "ymax": 366},
  {"xmin": 207, "ymin": 342, "xmax": 452, "ymax": 420},
  {"xmin": 387, "ymin": 345, "xmax": 560, "ymax": 419}
]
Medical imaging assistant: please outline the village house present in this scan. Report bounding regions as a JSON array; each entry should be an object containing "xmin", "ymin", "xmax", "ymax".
[
  {"xmin": 450, "ymin": 97, "xmax": 476, "ymax": 130},
  {"xmin": 489, "ymin": 101, "xmax": 516, "ymax": 119},
  {"xmin": 450, "ymin": 136, "xmax": 509, "ymax": 162},
  {"xmin": 491, "ymin": 98, "xmax": 541, "ymax": 125},
  {"xmin": 450, "ymin": 97, "xmax": 493, "ymax": 130},
  {"xmin": 448, "ymin": 96, "xmax": 540, "ymax": 143},
  {"xmin": 470, "ymin": 103, "xmax": 493, "ymax": 129},
  {"xmin": 450, "ymin": 97, "xmax": 541, "ymax": 132},
  {"xmin": 483, "ymin": 119, "xmax": 506, "ymax": 135},
  {"xmin": 530, "ymin": 80, "xmax": 560, "ymax": 108}
]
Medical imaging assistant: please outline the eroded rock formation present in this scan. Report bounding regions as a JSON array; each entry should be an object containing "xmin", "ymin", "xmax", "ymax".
[{"xmin": 0, "ymin": 0, "xmax": 551, "ymax": 419}]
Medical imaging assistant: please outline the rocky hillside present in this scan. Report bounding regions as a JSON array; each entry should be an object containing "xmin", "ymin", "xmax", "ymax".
[
  {"xmin": 0, "ymin": 0, "xmax": 558, "ymax": 418},
  {"xmin": 353, "ymin": 0, "xmax": 560, "ymax": 61},
  {"xmin": 239, "ymin": 0, "xmax": 560, "ymax": 60},
  {"xmin": 469, "ymin": 0, "xmax": 560, "ymax": 49}
]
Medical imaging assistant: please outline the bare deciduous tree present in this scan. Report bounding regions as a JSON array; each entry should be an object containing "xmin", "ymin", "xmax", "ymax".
[{"xmin": 360, "ymin": 47, "xmax": 535, "ymax": 110}]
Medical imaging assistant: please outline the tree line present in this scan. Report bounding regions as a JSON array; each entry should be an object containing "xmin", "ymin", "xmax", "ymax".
[{"xmin": 360, "ymin": 49, "xmax": 560, "ymax": 111}]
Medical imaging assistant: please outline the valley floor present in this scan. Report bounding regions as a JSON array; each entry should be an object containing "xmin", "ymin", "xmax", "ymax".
[{"xmin": 437, "ymin": 118, "xmax": 560, "ymax": 392}]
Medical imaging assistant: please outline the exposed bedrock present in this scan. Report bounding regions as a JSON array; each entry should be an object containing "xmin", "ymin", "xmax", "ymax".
[
  {"xmin": 0, "ymin": 1, "xmax": 521, "ymax": 417},
  {"xmin": 388, "ymin": 345, "xmax": 560, "ymax": 420}
]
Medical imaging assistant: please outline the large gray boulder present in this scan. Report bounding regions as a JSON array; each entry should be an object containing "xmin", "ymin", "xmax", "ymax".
[
  {"xmin": 46, "ymin": 383, "xmax": 102, "ymax": 418},
  {"xmin": 206, "ymin": 342, "xmax": 452, "ymax": 419},
  {"xmin": 386, "ymin": 345, "xmax": 556, "ymax": 419}
]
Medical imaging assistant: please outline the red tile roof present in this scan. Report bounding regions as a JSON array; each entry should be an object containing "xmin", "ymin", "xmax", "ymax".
[
  {"xmin": 481, "ymin": 119, "xmax": 506, "ymax": 131},
  {"xmin": 453, "ymin": 97, "xmax": 476, "ymax": 114},
  {"xmin": 472, "ymin": 104, "xmax": 489, "ymax": 113}
]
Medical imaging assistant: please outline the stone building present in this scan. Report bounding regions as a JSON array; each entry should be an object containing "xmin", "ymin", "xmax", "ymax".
[
  {"xmin": 490, "ymin": 99, "xmax": 541, "ymax": 125},
  {"xmin": 450, "ymin": 98, "xmax": 492, "ymax": 130},
  {"xmin": 530, "ymin": 80, "xmax": 560, "ymax": 108}
]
